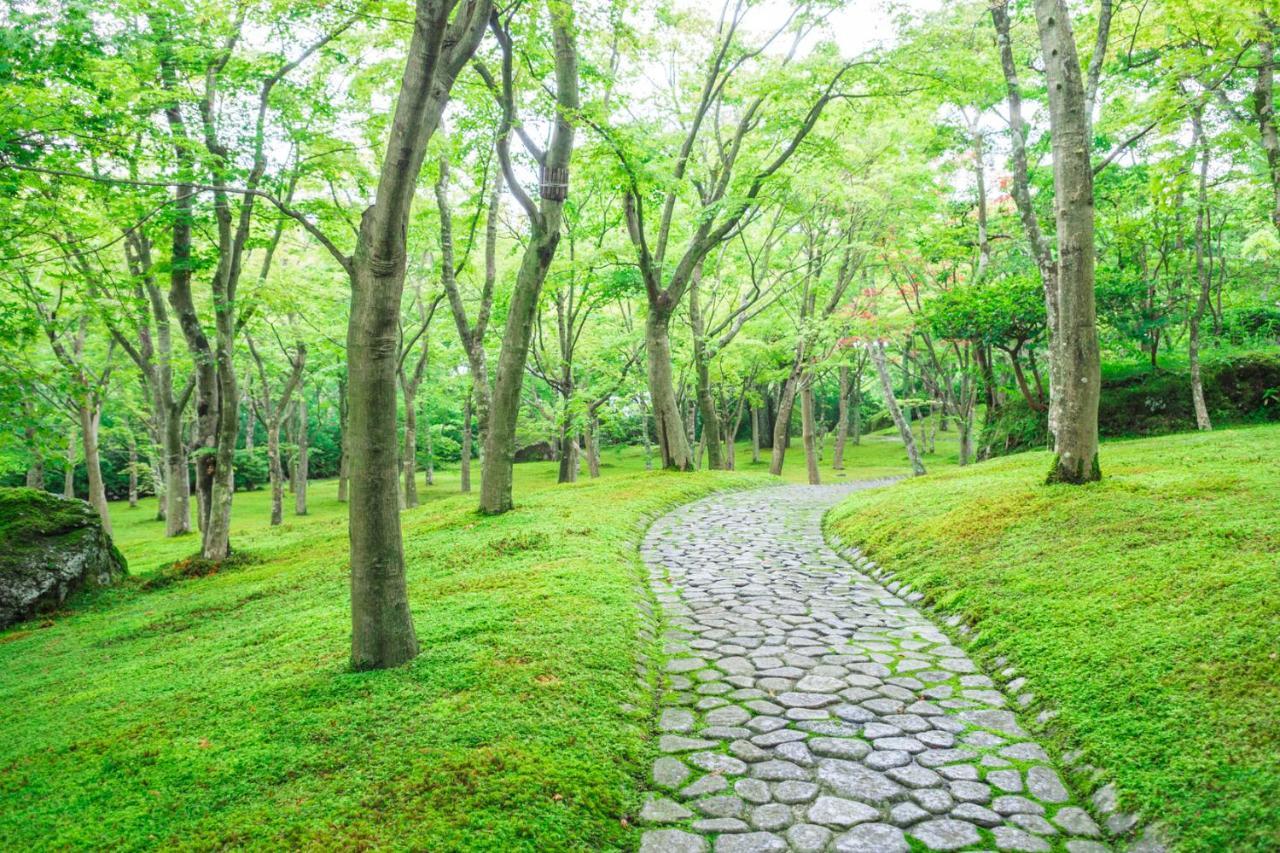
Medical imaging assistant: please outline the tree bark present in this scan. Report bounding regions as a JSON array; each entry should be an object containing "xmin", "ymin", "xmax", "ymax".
[
  {"xmin": 403, "ymin": 384, "xmax": 419, "ymax": 508},
  {"xmin": 1035, "ymin": 0, "xmax": 1102, "ymax": 484},
  {"xmin": 294, "ymin": 392, "xmax": 308, "ymax": 514},
  {"xmin": 800, "ymin": 376, "xmax": 820, "ymax": 485},
  {"xmin": 750, "ymin": 402, "xmax": 761, "ymax": 464},
  {"xmin": 478, "ymin": 0, "xmax": 578, "ymax": 514},
  {"xmin": 63, "ymin": 427, "xmax": 75, "ymax": 498},
  {"xmin": 1191, "ymin": 108, "xmax": 1214, "ymax": 432},
  {"xmin": 872, "ymin": 341, "xmax": 926, "ymax": 477},
  {"xmin": 460, "ymin": 393, "xmax": 472, "ymax": 493},
  {"xmin": 337, "ymin": 375, "xmax": 349, "ymax": 502},
  {"xmin": 127, "ymin": 431, "xmax": 139, "ymax": 508},
  {"xmin": 586, "ymin": 415, "xmax": 601, "ymax": 478},
  {"xmin": 833, "ymin": 365, "xmax": 850, "ymax": 470},
  {"xmin": 769, "ymin": 364, "xmax": 802, "ymax": 476},
  {"xmin": 644, "ymin": 308, "xmax": 694, "ymax": 471},
  {"xmin": 345, "ymin": 0, "xmax": 489, "ymax": 670},
  {"xmin": 79, "ymin": 404, "xmax": 112, "ymax": 535},
  {"xmin": 688, "ymin": 263, "xmax": 722, "ymax": 469}
]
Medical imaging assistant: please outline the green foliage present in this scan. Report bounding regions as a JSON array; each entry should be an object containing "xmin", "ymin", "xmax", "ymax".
[
  {"xmin": 828, "ymin": 425, "xmax": 1280, "ymax": 852},
  {"xmin": 981, "ymin": 350, "xmax": 1280, "ymax": 457},
  {"xmin": 923, "ymin": 276, "xmax": 1046, "ymax": 350}
]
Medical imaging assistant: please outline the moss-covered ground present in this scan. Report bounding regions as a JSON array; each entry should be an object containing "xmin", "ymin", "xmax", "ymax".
[
  {"xmin": 0, "ymin": 434, "xmax": 933, "ymax": 850},
  {"xmin": 828, "ymin": 424, "xmax": 1280, "ymax": 852}
]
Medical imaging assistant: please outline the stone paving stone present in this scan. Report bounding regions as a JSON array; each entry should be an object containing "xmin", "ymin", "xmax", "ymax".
[
  {"xmin": 639, "ymin": 485, "xmax": 1112, "ymax": 852},
  {"xmin": 640, "ymin": 829, "xmax": 709, "ymax": 853}
]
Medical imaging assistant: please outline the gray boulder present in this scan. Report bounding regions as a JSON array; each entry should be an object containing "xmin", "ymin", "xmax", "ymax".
[{"xmin": 0, "ymin": 488, "xmax": 127, "ymax": 629}]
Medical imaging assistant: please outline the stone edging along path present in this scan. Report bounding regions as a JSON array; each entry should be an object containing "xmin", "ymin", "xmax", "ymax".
[{"xmin": 636, "ymin": 483, "xmax": 1137, "ymax": 853}]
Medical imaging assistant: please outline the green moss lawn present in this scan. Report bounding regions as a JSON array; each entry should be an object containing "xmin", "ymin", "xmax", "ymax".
[
  {"xmin": 827, "ymin": 424, "xmax": 1280, "ymax": 852},
  {"xmin": 0, "ymin": 432, "xmax": 934, "ymax": 850}
]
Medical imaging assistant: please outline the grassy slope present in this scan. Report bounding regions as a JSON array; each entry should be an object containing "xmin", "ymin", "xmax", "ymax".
[
  {"xmin": 0, "ymin": 432, "xmax": 934, "ymax": 851},
  {"xmin": 827, "ymin": 425, "xmax": 1280, "ymax": 852}
]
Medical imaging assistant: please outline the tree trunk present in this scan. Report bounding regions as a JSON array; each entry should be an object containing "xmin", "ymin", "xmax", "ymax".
[
  {"xmin": 294, "ymin": 393, "xmax": 308, "ymax": 514},
  {"xmin": 872, "ymin": 341, "xmax": 926, "ymax": 477},
  {"xmin": 268, "ymin": 421, "xmax": 285, "ymax": 526},
  {"xmin": 800, "ymin": 377, "xmax": 820, "ymax": 485},
  {"xmin": 851, "ymin": 375, "xmax": 862, "ymax": 446},
  {"xmin": 25, "ymin": 444, "xmax": 43, "ymax": 489},
  {"xmin": 460, "ymin": 393, "xmax": 472, "ymax": 493},
  {"xmin": 586, "ymin": 415, "xmax": 601, "ymax": 478},
  {"xmin": 477, "ymin": 0, "xmax": 577, "ymax": 514},
  {"xmin": 79, "ymin": 403, "xmax": 112, "ymax": 534},
  {"xmin": 403, "ymin": 385, "xmax": 418, "ymax": 509},
  {"xmin": 127, "ymin": 431, "xmax": 139, "ymax": 509},
  {"xmin": 479, "ymin": 215, "xmax": 565, "ymax": 513},
  {"xmin": 163, "ymin": 400, "xmax": 190, "ymax": 535},
  {"xmin": 63, "ymin": 426, "xmax": 76, "ymax": 498},
  {"xmin": 769, "ymin": 365, "xmax": 802, "ymax": 476},
  {"xmin": 337, "ymin": 376, "xmax": 349, "ymax": 503},
  {"xmin": 641, "ymin": 402, "xmax": 653, "ymax": 470},
  {"xmin": 558, "ymin": 419, "xmax": 578, "ymax": 483},
  {"xmin": 346, "ymin": 0, "xmax": 491, "ymax": 672},
  {"xmin": 688, "ymin": 264, "xmax": 722, "ymax": 470},
  {"xmin": 644, "ymin": 308, "xmax": 694, "ymax": 471},
  {"xmin": 750, "ymin": 402, "xmax": 760, "ymax": 464},
  {"xmin": 833, "ymin": 365, "xmax": 850, "ymax": 469},
  {"xmin": 424, "ymin": 410, "xmax": 434, "ymax": 487},
  {"xmin": 1035, "ymin": 0, "xmax": 1102, "ymax": 484},
  {"xmin": 1191, "ymin": 108, "xmax": 1214, "ymax": 432},
  {"xmin": 348, "ymin": 253, "xmax": 419, "ymax": 668}
]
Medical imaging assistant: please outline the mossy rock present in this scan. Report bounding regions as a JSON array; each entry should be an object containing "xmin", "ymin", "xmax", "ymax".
[{"xmin": 0, "ymin": 487, "xmax": 127, "ymax": 629}]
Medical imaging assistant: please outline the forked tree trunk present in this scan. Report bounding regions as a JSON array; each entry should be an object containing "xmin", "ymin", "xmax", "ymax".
[
  {"xmin": 346, "ymin": 0, "xmax": 490, "ymax": 672},
  {"xmin": 78, "ymin": 403, "xmax": 112, "ymax": 535},
  {"xmin": 1035, "ymin": 0, "xmax": 1102, "ymax": 484},
  {"xmin": 872, "ymin": 341, "xmax": 926, "ymax": 477},
  {"xmin": 478, "ymin": 1, "xmax": 578, "ymax": 513},
  {"xmin": 800, "ymin": 378, "xmax": 820, "ymax": 485},
  {"xmin": 645, "ymin": 308, "xmax": 694, "ymax": 471},
  {"xmin": 482, "ymin": 217, "xmax": 565, "ymax": 511},
  {"xmin": 769, "ymin": 365, "xmax": 802, "ymax": 476}
]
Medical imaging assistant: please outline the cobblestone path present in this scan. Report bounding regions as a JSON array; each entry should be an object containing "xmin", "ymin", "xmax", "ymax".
[{"xmin": 639, "ymin": 484, "xmax": 1108, "ymax": 853}]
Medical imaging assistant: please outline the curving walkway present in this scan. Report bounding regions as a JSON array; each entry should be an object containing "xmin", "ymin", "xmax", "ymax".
[{"xmin": 639, "ymin": 484, "xmax": 1108, "ymax": 853}]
